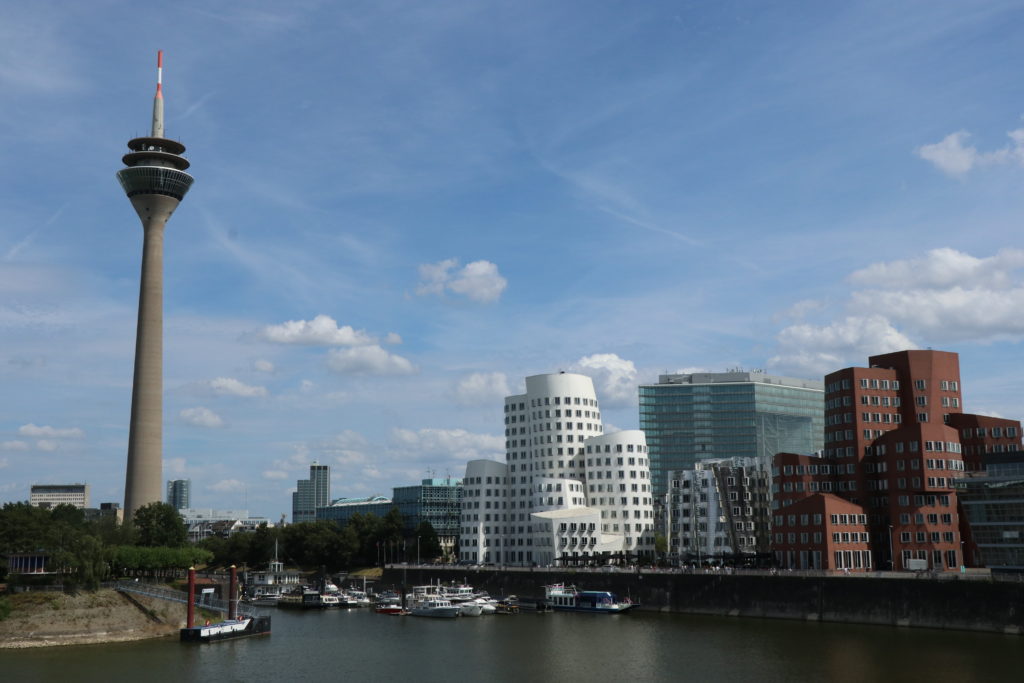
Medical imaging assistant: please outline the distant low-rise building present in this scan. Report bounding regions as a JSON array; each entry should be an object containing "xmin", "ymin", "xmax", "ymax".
[
  {"xmin": 179, "ymin": 508, "xmax": 271, "ymax": 542},
  {"xmin": 30, "ymin": 484, "xmax": 89, "ymax": 509},
  {"xmin": 317, "ymin": 496, "xmax": 394, "ymax": 527}
]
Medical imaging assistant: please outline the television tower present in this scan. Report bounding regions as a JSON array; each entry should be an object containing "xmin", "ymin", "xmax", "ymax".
[{"xmin": 116, "ymin": 51, "xmax": 194, "ymax": 519}]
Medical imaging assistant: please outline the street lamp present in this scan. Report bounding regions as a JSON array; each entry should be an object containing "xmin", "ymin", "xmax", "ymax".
[{"xmin": 417, "ymin": 536, "xmax": 421, "ymax": 565}]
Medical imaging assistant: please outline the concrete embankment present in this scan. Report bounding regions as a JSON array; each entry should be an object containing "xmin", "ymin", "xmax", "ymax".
[{"xmin": 381, "ymin": 568, "xmax": 1024, "ymax": 635}]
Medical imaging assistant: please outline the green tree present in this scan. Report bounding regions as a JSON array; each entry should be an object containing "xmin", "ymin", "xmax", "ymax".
[
  {"xmin": 414, "ymin": 521, "xmax": 442, "ymax": 563},
  {"xmin": 132, "ymin": 502, "xmax": 187, "ymax": 547}
]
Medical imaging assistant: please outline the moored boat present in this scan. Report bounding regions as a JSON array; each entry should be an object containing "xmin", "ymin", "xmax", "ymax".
[
  {"xmin": 180, "ymin": 615, "xmax": 272, "ymax": 642},
  {"xmin": 544, "ymin": 584, "xmax": 635, "ymax": 614},
  {"xmin": 410, "ymin": 597, "xmax": 461, "ymax": 618},
  {"xmin": 459, "ymin": 602, "xmax": 483, "ymax": 617}
]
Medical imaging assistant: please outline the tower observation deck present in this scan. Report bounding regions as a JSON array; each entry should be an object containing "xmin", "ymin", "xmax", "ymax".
[{"xmin": 117, "ymin": 51, "xmax": 194, "ymax": 519}]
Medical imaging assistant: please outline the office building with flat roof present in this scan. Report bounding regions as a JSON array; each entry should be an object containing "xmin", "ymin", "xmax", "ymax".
[
  {"xmin": 30, "ymin": 484, "xmax": 90, "ymax": 509},
  {"xmin": 292, "ymin": 462, "xmax": 330, "ymax": 523},
  {"xmin": 639, "ymin": 371, "xmax": 824, "ymax": 499}
]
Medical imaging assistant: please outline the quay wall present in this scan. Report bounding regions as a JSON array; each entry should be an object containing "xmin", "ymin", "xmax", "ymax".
[{"xmin": 380, "ymin": 568, "xmax": 1024, "ymax": 635}]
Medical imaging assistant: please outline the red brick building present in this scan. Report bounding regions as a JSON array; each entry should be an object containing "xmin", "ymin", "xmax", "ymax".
[
  {"xmin": 772, "ymin": 350, "xmax": 1022, "ymax": 572},
  {"xmin": 772, "ymin": 494, "xmax": 872, "ymax": 571}
]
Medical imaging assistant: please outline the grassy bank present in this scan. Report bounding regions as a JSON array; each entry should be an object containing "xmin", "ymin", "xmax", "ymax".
[{"xmin": 0, "ymin": 589, "xmax": 183, "ymax": 648}]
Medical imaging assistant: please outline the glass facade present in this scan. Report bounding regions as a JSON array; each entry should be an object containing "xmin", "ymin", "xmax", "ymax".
[
  {"xmin": 393, "ymin": 478, "xmax": 463, "ymax": 538},
  {"xmin": 117, "ymin": 166, "xmax": 194, "ymax": 200},
  {"xmin": 956, "ymin": 460, "xmax": 1024, "ymax": 570},
  {"xmin": 640, "ymin": 373, "xmax": 824, "ymax": 499}
]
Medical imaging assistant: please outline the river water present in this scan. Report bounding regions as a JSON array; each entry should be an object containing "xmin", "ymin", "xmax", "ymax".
[{"xmin": 1, "ymin": 606, "xmax": 1019, "ymax": 682}]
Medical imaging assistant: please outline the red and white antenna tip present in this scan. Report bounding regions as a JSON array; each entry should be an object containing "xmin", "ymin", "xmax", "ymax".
[{"xmin": 156, "ymin": 50, "xmax": 163, "ymax": 96}]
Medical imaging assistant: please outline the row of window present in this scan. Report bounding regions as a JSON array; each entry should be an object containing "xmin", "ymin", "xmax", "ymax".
[
  {"xmin": 899, "ymin": 531, "xmax": 956, "ymax": 544},
  {"xmin": 962, "ymin": 426, "xmax": 1019, "ymax": 439}
]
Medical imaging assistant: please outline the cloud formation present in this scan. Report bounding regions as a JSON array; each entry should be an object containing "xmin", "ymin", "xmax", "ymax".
[
  {"xmin": 209, "ymin": 377, "xmax": 268, "ymax": 398},
  {"xmin": 180, "ymin": 407, "xmax": 224, "ymax": 428},
  {"xmin": 416, "ymin": 259, "xmax": 507, "ymax": 303},
  {"xmin": 253, "ymin": 359, "xmax": 275, "ymax": 373},
  {"xmin": 453, "ymin": 372, "xmax": 510, "ymax": 404},
  {"xmin": 327, "ymin": 346, "xmax": 416, "ymax": 375},
  {"xmin": 209, "ymin": 478, "xmax": 246, "ymax": 493},
  {"xmin": 570, "ymin": 353, "xmax": 638, "ymax": 406},
  {"xmin": 1, "ymin": 440, "xmax": 29, "ymax": 451},
  {"xmin": 916, "ymin": 128, "xmax": 1024, "ymax": 176},
  {"xmin": 771, "ymin": 248, "xmax": 1024, "ymax": 376},
  {"xmin": 391, "ymin": 427, "xmax": 504, "ymax": 461},
  {"xmin": 18, "ymin": 423, "xmax": 84, "ymax": 438},
  {"xmin": 260, "ymin": 314, "xmax": 380, "ymax": 346}
]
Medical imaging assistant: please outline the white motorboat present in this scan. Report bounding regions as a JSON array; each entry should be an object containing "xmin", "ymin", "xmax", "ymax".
[
  {"xmin": 410, "ymin": 598, "xmax": 461, "ymax": 618},
  {"xmin": 459, "ymin": 602, "xmax": 483, "ymax": 617}
]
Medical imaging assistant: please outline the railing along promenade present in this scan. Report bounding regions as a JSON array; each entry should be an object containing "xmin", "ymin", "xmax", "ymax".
[
  {"xmin": 112, "ymin": 580, "xmax": 259, "ymax": 618},
  {"xmin": 384, "ymin": 563, "xmax": 1024, "ymax": 582}
]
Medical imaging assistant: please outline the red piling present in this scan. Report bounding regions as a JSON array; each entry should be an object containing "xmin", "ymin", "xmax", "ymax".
[
  {"xmin": 187, "ymin": 566, "xmax": 196, "ymax": 628},
  {"xmin": 229, "ymin": 565, "xmax": 238, "ymax": 620}
]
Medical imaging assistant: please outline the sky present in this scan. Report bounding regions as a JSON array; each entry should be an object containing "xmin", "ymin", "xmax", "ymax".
[{"xmin": 2, "ymin": 0, "xmax": 1024, "ymax": 520}]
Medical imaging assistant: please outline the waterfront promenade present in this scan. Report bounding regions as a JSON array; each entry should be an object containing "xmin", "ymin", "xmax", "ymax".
[{"xmin": 381, "ymin": 564, "xmax": 1024, "ymax": 635}]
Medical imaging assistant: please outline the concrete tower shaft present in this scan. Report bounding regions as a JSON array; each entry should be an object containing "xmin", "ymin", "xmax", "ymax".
[{"xmin": 117, "ymin": 51, "xmax": 194, "ymax": 520}]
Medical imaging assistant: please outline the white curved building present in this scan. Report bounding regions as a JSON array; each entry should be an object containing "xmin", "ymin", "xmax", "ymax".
[
  {"xmin": 460, "ymin": 459, "xmax": 509, "ymax": 564},
  {"xmin": 583, "ymin": 430, "xmax": 656, "ymax": 558},
  {"xmin": 459, "ymin": 372, "xmax": 654, "ymax": 566}
]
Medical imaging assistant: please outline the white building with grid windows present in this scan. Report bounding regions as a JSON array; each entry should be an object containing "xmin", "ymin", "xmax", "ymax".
[{"xmin": 459, "ymin": 372, "xmax": 655, "ymax": 566}]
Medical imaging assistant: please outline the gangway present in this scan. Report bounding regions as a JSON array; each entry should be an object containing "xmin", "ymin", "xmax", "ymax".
[{"xmin": 114, "ymin": 580, "xmax": 259, "ymax": 618}]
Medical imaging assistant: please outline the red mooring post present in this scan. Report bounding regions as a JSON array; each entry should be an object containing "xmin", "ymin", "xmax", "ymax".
[
  {"xmin": 187, "ymin": 566, "xmax": 196, "ymax": 628},
  {"xmin": 229, "ymin": 565, "xmax": 238, "ymax": 620}
]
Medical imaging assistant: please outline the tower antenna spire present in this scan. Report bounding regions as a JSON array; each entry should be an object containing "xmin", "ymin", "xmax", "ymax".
[{"xmin": 151, "ymin": 50, "xmax": 164, "ymax": 138}]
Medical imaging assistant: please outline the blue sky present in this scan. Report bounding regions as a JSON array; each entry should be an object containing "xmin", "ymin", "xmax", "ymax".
[{"xmin": 2, "ymin": 1, "xmax": 1024, "ymax": 519}]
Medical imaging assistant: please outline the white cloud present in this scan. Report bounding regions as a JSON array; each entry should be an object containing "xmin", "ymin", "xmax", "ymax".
[
  {"xmin": 916, "ymin": 128, "xmax": 1024, "ymax": 176},
  {"xmin": 209, "ymin": 478, "xmax": 246, "ymax": 493},
  {"xmin": 18, "ymin": 423, "xmax": 84, "ymax": 438},
  {"xmin": 0, "ymin": 440, "xmax": 29, "ymax": 451},
  {"xmin": 35, "ymin": 440, "xmax": 58, "ymax": 452},
  {"xmin": 209, "ymin": 377, "xmax": 268, "ymax": 398},
  {"xmin": 300, "ymin": 379, "xmax": 315, "ymax": 393},
  {"xmin": 570, "ymin": 353, "xmax": 638, "ymax": 406},
  {"xmin": 385, "ymin": 332, "xmax": 403, "ymax": 345},
  {"xmin": 180, "ymin": 406, "xmax": 224, "ymax": 428},
  {"xmin": 453, "ymin": 372, "xmax": 510, "ymax": 404},
  {"xmin": 416, "ymin": 258, "xmax": 507, "ymax": 303},
  {"xmin": 391, "ymin": 427, "xmax": 504, "ymax": 461},
  {"xmin": 847, "ymin": 248, "xmax": 1024, "ymax": 342},
  {"xmin": 164, "ymin": 458, "xmax": 187, "ymax": 476},
  {"xmin": 771, "ymin": 247, "xmax": 1024, "ymax": 376},
  {"xmin": 262, "ymin": 470, "xmax": 289, "ymax": 480},
  {"xmin": 0, "ymin": 457, "xmax": 7, "ymax": 469},
  {"xmin": 770, "ymin": 315, "xmax": 914, "ymax": 377},
  {"xmin": 253, "ymin": 359, "xmax": 275, "ymax": 373},
  {"xmin": 849, "ymin": 248, "xmax": 1024, "ymax": 290},
  {"xmin": 327, "ymin": 345, "xmax": 416, "ymax": 375},
  {"xmin": 260, "ymin": 314, "xmax": 379, "ymax": 346}
]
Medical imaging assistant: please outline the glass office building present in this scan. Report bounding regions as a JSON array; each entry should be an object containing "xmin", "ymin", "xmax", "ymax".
[
  {"xmin": 392, "ymin": 478, "xmax": 463, "ymax": 539},
  {"xmin": 639, "ymin": 372, "xmax": 824, "ymax": 499}
]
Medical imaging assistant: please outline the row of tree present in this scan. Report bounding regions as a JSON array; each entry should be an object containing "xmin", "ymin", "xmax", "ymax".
[
  {"xmin": 0, "ymin": 501, "xmax": 199, "ymax": 588},
  {"xmin": 199, "ymin": 508, "xmax": 443, "ymax": 572},
  {"xmin": 1, "ymin": 500, "xmax": 443, "ymax": 586}
]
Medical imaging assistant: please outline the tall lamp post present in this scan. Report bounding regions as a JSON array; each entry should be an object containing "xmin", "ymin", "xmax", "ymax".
[{"xmin": 417, "ymin": 536, "xmax": 421, "ymax": 565}]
